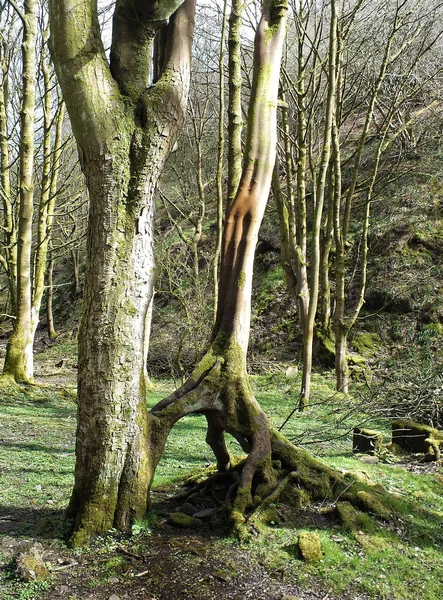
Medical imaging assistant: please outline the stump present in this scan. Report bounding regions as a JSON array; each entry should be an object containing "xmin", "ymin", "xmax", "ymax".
[
  {"xmin": 353, "ymin": 427, "xmax": 383, "ymax": 455},
  {"xmin": 391, "ymin": 420, "xmax": 442, "ymax": 460}
]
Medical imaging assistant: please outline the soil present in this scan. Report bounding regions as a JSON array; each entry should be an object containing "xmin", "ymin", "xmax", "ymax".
[{"xmin": 0, "ymin": 500, "xmax": 367, "ymax": 600}]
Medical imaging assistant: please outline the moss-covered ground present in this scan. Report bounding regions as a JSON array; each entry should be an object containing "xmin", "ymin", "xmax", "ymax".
[{"xmin": 0, "ymin": 354, "xmax": 442, "ymax": 599}]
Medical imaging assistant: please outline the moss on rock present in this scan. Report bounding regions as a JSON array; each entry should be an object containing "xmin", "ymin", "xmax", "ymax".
[
  {"xmin": 297, "ymin": 532, "xmax": 323, "ymax": 562},
  {"xmin": 168, "ymin": 512, "xmax": 203, "ymax": 528},
  {"xmin": 351, "ymin": 332, "xmax": 381, "ymax": 356},
  {"xmin": 336, "ymin": 501, "xmax": 374, "ymax": 533},
  {"xmin": 355, "ymin": 490, "xmax": 392, "ymax": 520}
]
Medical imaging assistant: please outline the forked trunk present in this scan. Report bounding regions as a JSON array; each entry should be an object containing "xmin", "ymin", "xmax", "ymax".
[{"xmin": 49, "ymin": 0, "xmax": 195, "ymax": 546}]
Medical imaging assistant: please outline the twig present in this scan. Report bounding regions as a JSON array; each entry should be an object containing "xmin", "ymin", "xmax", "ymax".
[
  {"xmin": 51, "ymin": 561, "xmax": 78, "ymax": 572},
  {"xmin": 134, "ymin": 569, "xmax": 150, "ymax": 578},
  {"xmin": 117, "ymin": 546, "xmax": 144, "ymax": 560}
]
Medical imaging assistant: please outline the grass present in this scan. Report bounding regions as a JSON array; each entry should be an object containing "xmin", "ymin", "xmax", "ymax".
[{"xmin": 1, "ymin": 366, "xmax": 443, "ymax": 599}]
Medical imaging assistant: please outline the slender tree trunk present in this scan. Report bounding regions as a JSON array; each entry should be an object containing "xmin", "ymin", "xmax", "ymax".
[
  {"xmin": 3, "ymin": 0, "xmax": 37, "ymax": 383},
  {"xmin": 46, "ymin": 249, "xmax": 57, "ymax": 339},
  {"xmin": 71, "ymin": 248, "xmax": 80, "ymax": 296},
  {"xmin": 30, "ymin": 42, "xmax": 66, "ymax": 349},
  {"xmin": 142, "ymin": 291, "xmax": 155, "ymax": 389},
  {"xmin": 299, "ymin": 0, "xmax": 338, "ymax": 409},
  {"xmin": 212, "ymin": 0, "xmax": 228, "ymax": 320},
  {"xmin": 227, "ymin": 0, "xmax": 244, "ymax": 210},
  {"xmin": 0, "ymin": 38, "xmax": 17, "ymax": 313}
]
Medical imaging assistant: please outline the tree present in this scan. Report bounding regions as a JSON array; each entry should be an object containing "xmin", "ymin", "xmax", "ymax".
[
  {"xmin": 274, "ymin": 0, "xmax": 443, "ymax": 401},
  {"xmin": 49, "ymin": 0, "xmax": 196, "ymax": 545},
  {"xmin": 1, "ymin": 2, "xmax": 70, "ymax": 381},
  {"xmin": 49, "ymin": 0, "xmax": 296, "ymax": 544},
  {"xmin": 2, "ymin": 0, "xmax": 37, "ymax": 382}
]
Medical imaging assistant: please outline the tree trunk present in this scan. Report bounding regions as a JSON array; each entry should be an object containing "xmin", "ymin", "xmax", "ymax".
[
  {"xmin": 46, "ymin": 250, "xmax": 57, "ymax": 339},
  {"xmin": 3, "ymin": 0, "xmax": 37, "ymax": 383},
  {"xmin": 49, "ymin": 0, "xmax": 195, "ymax": 546},
  {"xmin": 227, "ymin": 0, "xmax": 244, "ymax": 210},
  {"xmin": 146, "ymin": 0, "xmax": 289, "ymax": 528},
  {"xmin": 0, "ymin": 37, "xmax": 17, "ymax": 315}
]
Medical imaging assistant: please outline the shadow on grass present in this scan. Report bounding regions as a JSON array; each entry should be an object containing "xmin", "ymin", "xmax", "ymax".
[
  {"xmin": 0, "ymin": 440, "xmax": 74, "ymax": 454},
  {"xmin": 0, "ymin": 505, "xmax": 66, "ymax": 539}
]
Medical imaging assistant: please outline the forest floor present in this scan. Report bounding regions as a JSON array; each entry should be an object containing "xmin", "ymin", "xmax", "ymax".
[{"xmin": 1, "ymin": 334, "xmax": 443, "ymax": 600}]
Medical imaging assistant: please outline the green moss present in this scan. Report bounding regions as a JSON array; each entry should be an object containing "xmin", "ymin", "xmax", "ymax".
[
  {"xmin": 336, "ymin": 501, "xmax": 375, "ymax": 533},
  {"xmin": 392, "ymin": 420, "xmax": 441, "ymax": 439},
  {"xmin": 298, "ymin": 532, "xmax": 323, "ymax": 562},
  {"xmin": 258, "ymin": 506, "xmax": 281, "ymax": 526},
  {"xmin": 280, "ymin": 485, "xmax": 311, "ymax": 509},
  {"xmin": 238, "ymin": 270, "xmax": 246, "ymax": 290},
  {"xmin": 351, "ymin": 332, "xmax": 381, "ymax": 356},
  {"xmin": 168, "ymin": 512, "xmax": 202, "ymax": 528},
  {"xmin": 355, "ymin": 490, "xmax": 392, "ymax": 520}
]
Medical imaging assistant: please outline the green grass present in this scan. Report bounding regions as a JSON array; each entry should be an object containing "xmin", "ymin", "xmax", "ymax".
[
  {"xmin": 0, "ymin": 385, "xmax": 75, "ymax": 513},
  {"xmin": 1, "ymin": 370, "xmax": 443, "ymax": 599}
]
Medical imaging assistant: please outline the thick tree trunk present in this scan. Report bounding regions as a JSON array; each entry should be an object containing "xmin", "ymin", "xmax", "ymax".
[{"xmin": 49, "ymin": 0, "xmax": 195, "ymax": 546}]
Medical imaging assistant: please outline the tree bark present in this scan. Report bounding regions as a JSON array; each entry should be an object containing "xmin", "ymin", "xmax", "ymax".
[
  {"xmin": 49, "ymin": 0, "xmax": 195, "ymax": 546},
  {"xmin": 227, "ymin": 0, "xmax": 244, "ymax": 210},
  {"xmin": 0, "ymin": 35, "xmax": 17, "ymax": 315},
  {"xmin": 3, "ymin": 0, "xmax": 37, "ymax": 383},
  {"xmin": 148, "ymin": 0, "xmax": 289, "ymax": 528},
  {"xmin": 46, "ymin": 249, "xmax": 57, "ymax": 339}
]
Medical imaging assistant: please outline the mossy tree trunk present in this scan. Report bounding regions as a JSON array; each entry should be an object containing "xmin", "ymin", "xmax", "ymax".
[
  {"xmin": 0, "ymin": 32, "xmax": 18, "ymax": 315},
  {"xmin": 3, "ymin": 0, "xmax": 37, "ymax": 383},
  {"xmin": 146, "ymin": 0, "xmax": 290, "ymax": 527},
  {"xmin": 49, "ymin": 0, "xmax": 195, "ymax": 546}
]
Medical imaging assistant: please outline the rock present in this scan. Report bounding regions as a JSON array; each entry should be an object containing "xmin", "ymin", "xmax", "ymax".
[
  {"xmin": 336, "ymin": 501, "xmax": 373, "ymax": 532},
  {"xmin": 297, "ymin": 532, "xmax": 323, "ymax": 562},
  {"xmin": 56, "ymin": 585, "xmax": 70, "ymax": 595},
  {"xmin": 285, "ymin": 365, "xmax": 298, "ymax": 378},
  {"xmin": 15, "ymin": 543, "xmax": 49, "ymax": 582},
  {"xmin": 0, "ymin": 537, "xmax": 23, "ymax": 560},
  {"xmin": 356, "ymin": 490, "xmax": 392, "ymax": 520},
  {"xmin": 392, "ymin": 420, "xmax": 442, "ymax": 459},
  {"xmin": 359, "ymin": 455, "xmax": 380, "ymax": 464},
  {"xmin": 193, "ymin": 507, "xmax": 218, "ymax": 518},
  {"xmin": 168, "ymin": 512, "xmax": 203, "ymax": 529},
  {"xmin": 178, "ymin": 502, "xmax": 196, "ymax": 516},
  {"xmin": 108, "ymin": 595, "xmax": 121, "ymax": 600}
]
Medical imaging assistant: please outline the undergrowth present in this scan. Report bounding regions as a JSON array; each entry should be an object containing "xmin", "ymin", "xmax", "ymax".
[{"xmin": 0, "ymin": 369, "xmax": 442, "ymax": 599}]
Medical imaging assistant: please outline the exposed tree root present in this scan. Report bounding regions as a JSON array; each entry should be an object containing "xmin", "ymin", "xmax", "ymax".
[{"xmin": 149, "ymin": 352, "xmax": 394, "ymax": 542}]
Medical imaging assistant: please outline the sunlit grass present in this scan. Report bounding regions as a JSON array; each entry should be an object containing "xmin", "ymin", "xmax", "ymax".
[{"xmin": 1, "ymin": 370, "xmax": 443, "ymax": 599}]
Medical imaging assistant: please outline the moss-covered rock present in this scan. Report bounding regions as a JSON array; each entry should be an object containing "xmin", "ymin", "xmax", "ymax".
[
  {"xmin": 297, "ymin": 532, "xmax": 323, "ymax": 562},
  {"xmin": 355, "ymin": 490, "xmax": 392, "ymax": 520},
  {"xmin": 351, "ymin": 332, "xmax": 381, "ymax": 356},
  {"xmin": 336, "ymin": 501, "xmax": 375, "ymax": 532},
  {"xmin": 15, "ymin": 543, "xmax": 49, "ymax": 582},
  {"xmin": 168, "ymin": 512, "xmax": 203, "ymax": 529}
]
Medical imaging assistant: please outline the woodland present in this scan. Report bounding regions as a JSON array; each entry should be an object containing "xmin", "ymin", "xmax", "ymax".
[{"xmin": 0, "ymin": 0, "xmax": 443, "ymax": 599}]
